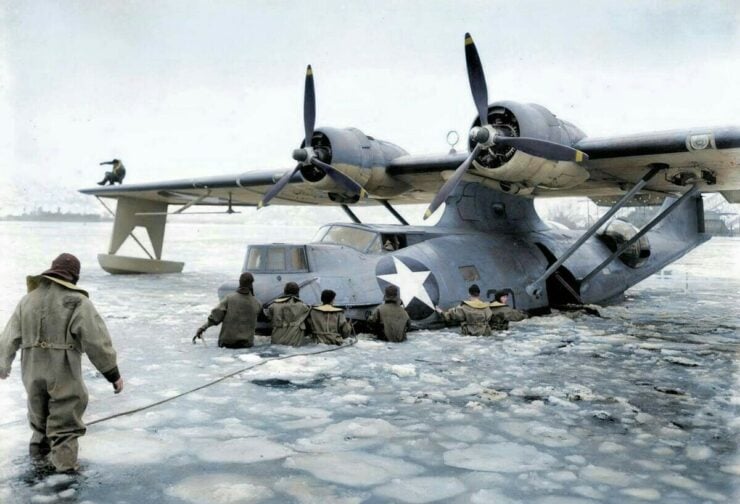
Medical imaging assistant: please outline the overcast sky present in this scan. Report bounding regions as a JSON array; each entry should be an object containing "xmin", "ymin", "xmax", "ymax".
[{"xmin": 1, "ymin": 0, "xmax": 738, "ymax": 197}]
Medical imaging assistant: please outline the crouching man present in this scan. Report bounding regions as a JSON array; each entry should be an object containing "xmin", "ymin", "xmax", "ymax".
[{"xmin": 0, "ymin": 253, "xmax": 124, "ymax": 473}]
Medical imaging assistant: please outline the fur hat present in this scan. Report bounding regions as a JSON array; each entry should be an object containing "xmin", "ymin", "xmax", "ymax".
[
  {"xmin": 42, "ymin": 253, "xmax": 81, "ymax": 285},
  {"xmin": 284, "ymin": 281, "xmax": 300, "ymax": 296},
  {"xmin": 384, "ymin": 285, "xmax": 400, "ymax": 302}
]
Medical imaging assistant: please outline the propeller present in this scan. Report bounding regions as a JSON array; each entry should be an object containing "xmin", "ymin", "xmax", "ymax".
[
  {"xmin": 423, "ymin": 33, "xmax": 588, "ymax": 219},
  {"xmin": 258, "ymin": 65, "xmax": 367, "ymax": 209}
]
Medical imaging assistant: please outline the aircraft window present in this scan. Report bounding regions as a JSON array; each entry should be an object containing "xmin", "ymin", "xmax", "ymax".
[
  {"xmin": 266, "ymin": 247, "xmax": 286, "ymax": 271},
  {"xmin": 289, "ymin": 247, "xmax": 308, "ymax": 270},
  {"xmin": 367, "ymin": 235, "xmax": 382, "ymax": 254},
  {"xmin": 247, "ymin": 248, "xmax": 263, "ymax": 270},
  {"xmin": 319, "ymin": 226, "xmax": 377, "ymax": 251},
  {"xmin": 459, "ymin": 265, "xmax": 480, "ymax": 281}
]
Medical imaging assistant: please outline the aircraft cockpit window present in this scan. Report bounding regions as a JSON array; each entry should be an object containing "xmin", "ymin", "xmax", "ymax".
[
  {"xmin": 247, "ymin": 248, "xmax": 263, "ymax": 270},
  {"xmin": 319, "ymin": 226, "xmax": 377, "ymax": 251},
  {"xmin": 290, "ymin": 247, "xmax": 308, "ymax": 270},
  {"xmin": 367, "ymin": 235, "xmax": 382, "ymax": 254},
  {"xmin": 381, "ymin": 234, "xmax": 407, "ymax": 251},
  {"xmin": 246, "ymin": 246, "xmax": 308, "ymax": 272},
  {"xmin": 266, "ymin": 247, "xmax": 286, "ymax": 271}
]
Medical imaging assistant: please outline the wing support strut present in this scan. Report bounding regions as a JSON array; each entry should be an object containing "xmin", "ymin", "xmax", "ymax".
[
  {"xmin": 341, "ymin": 204, "xmax": 361, "ymax": 224},
  {"xmin": 97, "ymin": 197, "xmax": 155, "ymax": 259},
  {"xmin": 526, "ymin": 164, "xmax": 666, "ymax": 299},
  {"xmin": 381, "ymin": 200, "xmax": 409, "ymax": 226},
  {"xmin": 580, "ymin": 183, "xmax": 700, "ymax": 290}
]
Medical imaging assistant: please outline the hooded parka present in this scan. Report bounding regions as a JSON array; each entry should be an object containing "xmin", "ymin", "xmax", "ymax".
[
  {"xmin": 265, "ymin": 296, "xmax": 311, "ymax": 346},
  {"xmin": 0, "ymin": 275, "xmax": 120, "ymax": 472},
  {"xmin": 308, "ymin": 305, "xmax": 351, "ymax": 345},
  {"xmin": 442, "ymin": 299, "xmax": 493, "ymax": 336},
  {"xmin": 201, "ymin": 292, "xmax": 262, "ymax": 348},
  {"xmin": 489, "ymin": 301, "xmax": 527, "ymax": 330},
  {"xmin": 368, "ymin": 300, "xmax": 410, "ymax": 342}
]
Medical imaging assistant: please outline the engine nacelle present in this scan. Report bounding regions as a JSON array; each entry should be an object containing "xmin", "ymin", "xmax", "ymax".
[
  {"xmin": 299, "ymin": 127, "xmax": 409, "ymax": 200},
  {"xmin": 469, "ymin": 101, "xmax": 590, "ymax": 192}
]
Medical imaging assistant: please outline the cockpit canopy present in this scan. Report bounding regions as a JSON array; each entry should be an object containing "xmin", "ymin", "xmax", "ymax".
[
  {"xmin": 244, "ymin": 245, "xmax": 309, "ymax": 272},
  {"xmin": 312, "ymin": 225, "xmax": 409, "ymax": 254}
]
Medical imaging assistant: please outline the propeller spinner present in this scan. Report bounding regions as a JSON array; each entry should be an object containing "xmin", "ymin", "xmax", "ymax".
[
  {"xmin": 423, "ymin": 33, "xmax": 588, "ymax": 220},
  {"xmin": 258, "ymin": 65, "xmax": 367, "ymax": 209}
]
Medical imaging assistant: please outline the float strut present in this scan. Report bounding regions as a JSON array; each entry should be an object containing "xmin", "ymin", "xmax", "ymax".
[
  {"xmin": 380, "ymin": 200, "xmax": 409, "ymax": 226},
  {"xmin": 581, "ymin": 184, "xmax": 700, "ymax": 289},
  {"xmin": 96, "ymin": 197, "xmax": 155, "ymax": 260},
  {"xmin": 526, "ymin": 164, "xmax": 665, "ymax": 298},
  {"xmin": 341, "ymin": 204, "xmax": 361, "ymax": 224}
]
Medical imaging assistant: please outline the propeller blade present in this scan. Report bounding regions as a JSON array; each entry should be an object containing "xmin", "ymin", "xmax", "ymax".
[
  {"xmin": 424, "ymin": 143, "xmax": 482, "ymax": 220},
  {"xmin": 304, "ymin": 65, "xmax": 316, "ymax": 148},
  {"xmin": 257, "ymin": 166, "xmax": 301, "ymax": 209},
  {"xmin": 465, "ymin": 33, "xmax": 489, "ymax": 126},
  {"xmin": 311, "ymin": 158, "xmax": 368, "ymax": 199},
  {"xmin": 495, "ymin": 136, "xmax": 589, "ymax": 163}
]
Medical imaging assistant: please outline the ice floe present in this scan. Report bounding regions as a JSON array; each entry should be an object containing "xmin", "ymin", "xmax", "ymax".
[
  {"xmin": 443, "ymin": 443, "xmax": 557, "ymax": 472},
  {"xmin": 285, "ymin": 451, "xmax": 424, "ymax": 486}
]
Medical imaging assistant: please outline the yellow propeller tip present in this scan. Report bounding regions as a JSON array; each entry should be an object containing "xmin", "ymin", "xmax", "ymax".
[
  {"xmin": 360, "ymin": 189, "xmax": 368, "ymax": 199},
  {"xmin": 465, "ymin": 35, "xmax": 474, "ymax": 46},
  {"xmin": 306, "ymin": 67, "xmax": 313, "ymax": 76},
  {"xmin": 423, "ymin": 209, "xmax": 432, "ymax": 220},
  {"xmin": 257, "ymin": 202, "xmax": 264, "ymax": 210}
]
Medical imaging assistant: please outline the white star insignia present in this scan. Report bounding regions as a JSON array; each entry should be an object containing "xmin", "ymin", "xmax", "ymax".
[{"xmin": 378, "ymin": 257, "xmax": 435, "ymax": 309}]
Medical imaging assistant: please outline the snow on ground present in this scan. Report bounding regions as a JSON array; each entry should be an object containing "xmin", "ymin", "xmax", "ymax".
[{"xmin": 0, "ymin": 224, "xmax": 738, "ymax": 503}]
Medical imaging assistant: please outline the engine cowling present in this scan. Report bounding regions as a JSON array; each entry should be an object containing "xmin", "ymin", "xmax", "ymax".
[
  {"xmin": 468, "ymin": 101, "xmax": 590, "ymax": 193},
  {"xmin": 298, "ymin": 127, "xmax": 409, "ymax": 200}
]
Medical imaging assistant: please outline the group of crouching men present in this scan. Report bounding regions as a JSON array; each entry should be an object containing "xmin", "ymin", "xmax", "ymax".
[
  {"xmin": 0, "ymin": 255, "xmax": 526, "ymax": 475},
  {"xmin": 195, "ymin": 272, "xmax": 527, "ymax": 349}
]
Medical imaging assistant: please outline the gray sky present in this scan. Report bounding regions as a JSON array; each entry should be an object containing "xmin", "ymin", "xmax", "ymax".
[{"xmin": 1, "ymin": 0, "xmax": 738, "ymax": 206}]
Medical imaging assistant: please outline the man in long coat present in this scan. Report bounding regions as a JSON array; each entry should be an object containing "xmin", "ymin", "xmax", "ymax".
[
  {"xmin": 265, "ymin": 282, "xmax": 311, "ymax": 346},
  {"xmin": 0, "ymin": 253, "xmax": 123, "ymax": 473},
  {"xmin": 194, "ymin": 272, "xmax": 262, "ymax": 348},
  {"xmin": 437, "ymin": 284, "xmax": 493, "ymax": 336},
  {"xmin": 367, "ymin": 285, "xmax": 410, "ymax": 342},
  {"xmin": 307, "ymin": 290, "xmax": 352, "ymax": 345}
]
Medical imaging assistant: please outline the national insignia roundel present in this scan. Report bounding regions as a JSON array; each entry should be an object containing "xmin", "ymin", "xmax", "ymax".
[{"xmin": 375, "ymin": 256, "xmax": 439, "ymax": 320}]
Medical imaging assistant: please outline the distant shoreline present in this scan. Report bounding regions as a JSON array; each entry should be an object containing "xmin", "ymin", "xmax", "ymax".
[{"xmin": 0, "ymin": 213, "xmax": 112, "ymax": 223}]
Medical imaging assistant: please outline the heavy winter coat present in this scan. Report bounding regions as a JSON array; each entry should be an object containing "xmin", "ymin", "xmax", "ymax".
[
  {"xmin": 203, "ymin": 292, "xmax": 262, "ymax": 348},
  {"xmin": 265, "ymin": 296, "xmax": 311, "ymax": 346},
  {"xmin": 0, "ymin": 276, "xmax": 119, "ymax": 471},
  {"xmin": 368, "ymin": 301, "xmax": 410, "ymax": 342},
  {"xmin": 308, "ymin": 305, "xmax": 351, "ymax": 345},
  {"xmin": 489, "ymin": 301, "xmax": 527, "ymax": 330},
  {"xmin": 442, "ymin": 299, "xmax": 493, "ymax": 336}
]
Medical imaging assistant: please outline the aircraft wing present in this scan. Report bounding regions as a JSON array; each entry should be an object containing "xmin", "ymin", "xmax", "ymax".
[
  {"xmin": 78, "ymin": 169, "xmax": 398, "ymax": 207},
  {"xmin": 560, "ymin": 126, "xmax": 740, "ymax": 199},
  {"xmin": 80, "ymin": 126, "xmax": 740, "ymax": 208}
]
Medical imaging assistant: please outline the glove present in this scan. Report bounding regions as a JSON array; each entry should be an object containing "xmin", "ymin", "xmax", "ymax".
[{"xmin": 193, "ymin": 326, "xmax": 206, "ymax": 344}]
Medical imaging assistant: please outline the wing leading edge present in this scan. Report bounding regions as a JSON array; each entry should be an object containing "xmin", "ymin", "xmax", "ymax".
[{"xmin": 79, "ymin": 126, "xmax": 740, "ymax": 206}]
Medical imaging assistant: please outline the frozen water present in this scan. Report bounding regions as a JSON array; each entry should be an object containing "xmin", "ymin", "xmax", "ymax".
[
  {"xmin": 373, "ymin": 476, "xmax": 466, "ymax": 502},
  {"xmin": 444, "ymin": 443, "xmax": 558, "ymax": 472},
  {"xmin": 0, "ymin": 223, "xmax": 738, "ymax": 502}
]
